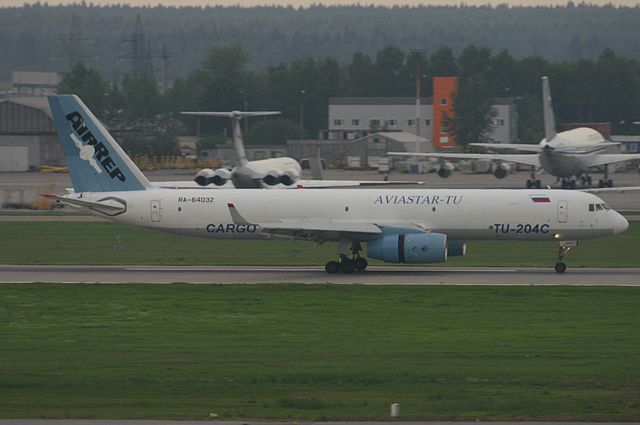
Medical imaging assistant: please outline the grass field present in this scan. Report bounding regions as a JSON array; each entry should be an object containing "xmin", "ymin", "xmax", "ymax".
[
  {"xmin": 1, "ymin": 284, "xmax": 639, "ymax": 420},
  {"xmin": 0, "ymin": 221, "xmax": 639, "ymax": 267}
]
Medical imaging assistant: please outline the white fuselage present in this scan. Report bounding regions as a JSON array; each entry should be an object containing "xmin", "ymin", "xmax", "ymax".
[
  {"xmin": 77, "ymin": 188, "xmax": 627, "ymax": 242},
  {"xmin": 538, "ymin": 128, "xmax": 609, "ymax": 178}
]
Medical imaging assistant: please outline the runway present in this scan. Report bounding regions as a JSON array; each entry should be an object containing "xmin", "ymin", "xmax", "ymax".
[
  {"xmin": 1, "ymin": 264, "xmax": 640, "ymax": 285},
  {"xmin": 2, "ymin": 422, "xmax": 638, "ymax": 425},
  {"xmin": 1, "ymin": 422, "xmax": 638, "ymax": 425}
]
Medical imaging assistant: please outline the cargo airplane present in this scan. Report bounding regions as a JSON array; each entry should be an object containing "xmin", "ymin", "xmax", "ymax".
[
  {"xmin": 45, "ymin": 95, "xmax": 629, "ymax": 274},
  {"xmin": 390, "ymin": 76, "xmax": 640, "ymax": 189}
]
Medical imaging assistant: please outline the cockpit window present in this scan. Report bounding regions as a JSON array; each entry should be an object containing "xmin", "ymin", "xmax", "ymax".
[
  {"xmin": 589, "ymin": 204, "xmax": 594, "ymax": 212},
  {"xmin": 596, "ymin": 204, "xmax": 603, "ymax": 211}
]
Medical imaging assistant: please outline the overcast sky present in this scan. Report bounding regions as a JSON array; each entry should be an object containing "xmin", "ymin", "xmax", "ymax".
[{"xmin": 2, "ymin": 0, "xmax": 639, "ymax": 7}]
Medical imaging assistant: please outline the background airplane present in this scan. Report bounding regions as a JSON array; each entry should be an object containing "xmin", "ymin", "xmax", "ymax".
[
  {"xmin": 389, "ymin": 76, "xmax": 640, "ymax": 189},
  {"xmin": 177, "ymin": 110, "xmax": 421, "ymax": 189},
  {"xmin": 45, "ymin": 95, "xmax": 629, "ymax": 274}
]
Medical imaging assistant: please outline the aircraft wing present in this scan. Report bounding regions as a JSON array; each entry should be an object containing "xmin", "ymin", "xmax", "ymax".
[
  {"xmin": 227, "ymin": 202, "xmax": 382, "ymax": 241},
  {"xmin": 298, "ymin": 179, "xmax": 423, "ymax": 188},
  {"xmin": 469, "ymin": 143, "xmax": 543, "ymax": 153},
  {"xmin": 581, "ymin": 186, "xmax": 640, "ymax": 194},
  {"xmin": 387, "ymin": 152, "xmax": 541, "ymax": 168},
  {"xmin": 587, "ymin": 154, "xmax": 640, "ymax": 167}
]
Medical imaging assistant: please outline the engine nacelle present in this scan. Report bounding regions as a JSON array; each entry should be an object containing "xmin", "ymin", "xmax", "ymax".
[
  {"xmin": 262, "ymin": 169, "xmax": 282, "ymax": 187},
  {"xmin": 447, "ymin": 240, "xmax": 467, "ymax": 257},
  {"xmin": 194, "ymin": 168, "xmax": 231, "ymax": 186},
  {"xmin": 437, "ymin": 162, "xmax": 455, "ymax": 178},
  {"xmin": 367, "ymin": 232, "xmax": 447, "ymax": 264},
  {"xmin": 493, "ymin": 162, "xmax": 511, "ymax": 179},
  {"xmin": 279, "ymin": 168, "xmax": 301, "ymax": 186}
]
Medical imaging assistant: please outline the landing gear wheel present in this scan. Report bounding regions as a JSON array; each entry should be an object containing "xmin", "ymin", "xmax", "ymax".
[
  {"xmin": 554, "ymin": 262, "xmax": 567, "ymax": 273},
  {"xmin": 340, "ymin": 259, "xmax": 356, "ymax": 274},
  {"xmin": 325, "ymin": 260, "xmax": 340, "ymax": 274},
  {"xmin": 598, "ymin": 179, "xmax": 605, "ymax": 188},
  {"xmin": 607, "ymin": 179, "xmax": 613, "ymax": 188},
  {"xmin": 526, "ymin": 179, "xmax": 532, "ymax": 189},
  {"xmin": 354, "ymin": 257, "xmax": 368, "ymax": 271},
  {"xmin": 535, "ymin": 179, "xmax": 542, "ymax": 189},
  {"xmin": 569, "ymin": 180, "xmax": 576, "ymax": 190}
]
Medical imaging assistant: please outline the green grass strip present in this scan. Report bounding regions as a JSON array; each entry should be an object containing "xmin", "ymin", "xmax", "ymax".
[
  {"xmin": 0, "ymin": 284, "xmax": 639, "ymax": 420},
  {"xmin": 1, "ymin": 221, "xmax": 639, "ymax": 267}
]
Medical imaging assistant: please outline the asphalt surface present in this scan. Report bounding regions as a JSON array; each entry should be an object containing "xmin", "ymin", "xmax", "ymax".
[
  {"xmin": 1, "ymin": 421, "xmax": 638, "ymax": 425},
  {"xmin": 1, "ymin": 264, "xmax": 639, "ymax": 285}
]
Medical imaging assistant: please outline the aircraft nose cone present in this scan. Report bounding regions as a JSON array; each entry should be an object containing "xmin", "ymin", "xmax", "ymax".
[{"xmin": 613, "ymin": 212, "xmax": 629, "ymax": 235}]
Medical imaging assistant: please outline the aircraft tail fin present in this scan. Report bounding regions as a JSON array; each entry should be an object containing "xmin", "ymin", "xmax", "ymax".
[
  {"xmin": 180, "ymin": 110, "xmax": 281, "ymax": 168},
  {"xmin": 48, "ymin": 95, "xmax": 151, "ymax": 192},
  {"xmin": 541, "ymin": 76, "xmax": 557, "ymax": 141}
]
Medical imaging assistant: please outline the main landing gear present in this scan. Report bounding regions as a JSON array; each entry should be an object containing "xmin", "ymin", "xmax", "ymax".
[
  {"xmin": 555, "ymin": 240, "xmax": 577, "ymax": 273},
  {"xmin": 580, "ymin": 175, "xmax": 593, "ymax": 187},
  {"xmin": 598, "ymin": 165, "xmax": 613, "ymax": 188},
  {"xmin": 560, "ymin": 178, "xmax": 577, "ymax": 189},
  {"xmin": 325, "ymin": 240, "xmax": 368, "ymax": 274},
  {"xmin": 526, "ymin": 166, "xmax": 541, "ymax": 189}
]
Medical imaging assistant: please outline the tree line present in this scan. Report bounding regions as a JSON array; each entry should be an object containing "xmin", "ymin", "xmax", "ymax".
[
  {"xmin": 2, "ymin": 3, "xmax": 640, "ymax": 83},
  {"xmin": 57, "ymin": 44, "xmax": 640, "ymax": 155}
]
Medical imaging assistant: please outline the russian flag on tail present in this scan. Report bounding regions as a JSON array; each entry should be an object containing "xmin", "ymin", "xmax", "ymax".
[{"xmin": 530, "ymin": 195, "xmax": 551, "ymax": 203}]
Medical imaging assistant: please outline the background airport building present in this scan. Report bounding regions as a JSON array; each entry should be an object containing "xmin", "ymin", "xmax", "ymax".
[{"xmin": 326, "ymin": 77, "xmax": 519, "ymax": 149}]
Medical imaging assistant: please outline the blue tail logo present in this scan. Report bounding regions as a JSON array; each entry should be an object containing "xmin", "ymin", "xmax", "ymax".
[
  {"xmin": 65, "ymin": 110, "xmax": 126, "ymax": 181},
  {"xmin": 48, "ymin": 95, "xmax": 150, "ymax": 192}
]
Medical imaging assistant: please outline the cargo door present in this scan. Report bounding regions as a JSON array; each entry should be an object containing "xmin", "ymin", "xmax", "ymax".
[
  {"xmin": 557, "ymin": 200, "xmax": 568, "ymax": 223},
  {"xmin": 150, "ymin": 200, "xmax": 161, "ymax": 222}
]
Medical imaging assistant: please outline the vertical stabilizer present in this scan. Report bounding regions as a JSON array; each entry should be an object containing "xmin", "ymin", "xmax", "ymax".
[
  {"xmin": 48, "ymin": 95, "xmax": 151, "ymax": 192},
  {"xmin": 541, "ymin": 76, "xmax": 557, "ymax": 141},
  {"xmin": 231, "ymin": 115, "xmax": 248, "ymax": 166}
]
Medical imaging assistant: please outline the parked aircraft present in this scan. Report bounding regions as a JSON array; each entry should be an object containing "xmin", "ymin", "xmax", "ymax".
[
  {"xmin": 389, "ymin": 76, "xmax": 640, "ymax": 189},
  {"xmin": 45, "ymin": 95, "xmax": 629, "ymax": 274},
  {"xmin": 179, "ymin": 110, "xmax": 418, "ymax": 189}
]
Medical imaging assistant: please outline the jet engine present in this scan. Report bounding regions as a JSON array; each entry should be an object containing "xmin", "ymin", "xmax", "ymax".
[
  {"xmin": 493, "ymin": 163, "xmax": 511, "ymax": 179},
  {"xmin": 437, "ymin": 162, "xmax": 455, "ymax": 178},
  {"xmin": 194, "ymin": 168, "xmax": 232, "ymax": 186},
  {"xmin": 367, "ymin": 232, "xmax": 448, "ymax": 264},
  {"xmin": 279, "ymin": 168, "xmax": 301, "ymax": 186},
  {"xmin": 262, "ymin": 168, "xmax": 301, "ymax": 187},
  {"xmin": 262, "ymin": 170, "xmax": 282, "ymax": 186}
]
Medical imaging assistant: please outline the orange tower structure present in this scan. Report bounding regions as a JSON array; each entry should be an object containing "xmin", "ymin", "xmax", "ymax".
[{"xmin": 432, "ymin": 76, "xmax": 458, "ymax": 149}]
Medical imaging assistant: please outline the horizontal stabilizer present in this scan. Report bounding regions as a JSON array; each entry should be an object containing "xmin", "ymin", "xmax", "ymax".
[
  {"xmin": 41, "ymin": 193, "xmax": 126, "ymax": 216},
  {"xmin": 181, "ymin": 111, "xmax": 281, "ymax": 118}
]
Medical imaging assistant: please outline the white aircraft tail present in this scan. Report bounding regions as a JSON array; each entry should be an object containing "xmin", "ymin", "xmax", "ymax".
[
  {"xmin": 542, "ymin": 76, "xmax": 557, "ymax": 141},
  {"xmin": 181, "ymin": 110, "xmax": 281, "ymax": 167}
]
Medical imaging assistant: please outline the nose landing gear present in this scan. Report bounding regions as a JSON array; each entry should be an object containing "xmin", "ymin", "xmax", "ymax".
[{"xmin": 555, "ymin": 240, "xmax": 578, "ymax": 273}]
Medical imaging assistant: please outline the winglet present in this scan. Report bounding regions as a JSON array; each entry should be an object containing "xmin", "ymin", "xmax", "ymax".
[
  {"xmin": 541, "ymin": 76, "xmax": 557, "ymax": 141},
  {"xmin": 227, "ymin": 202, "xmax": 252, "ymax": 225}
]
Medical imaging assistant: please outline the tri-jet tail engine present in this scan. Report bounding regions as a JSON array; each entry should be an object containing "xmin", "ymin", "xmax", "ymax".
[{"xmin": 194, "ymin": 168, "xmax": 232, "ymax": 186}]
